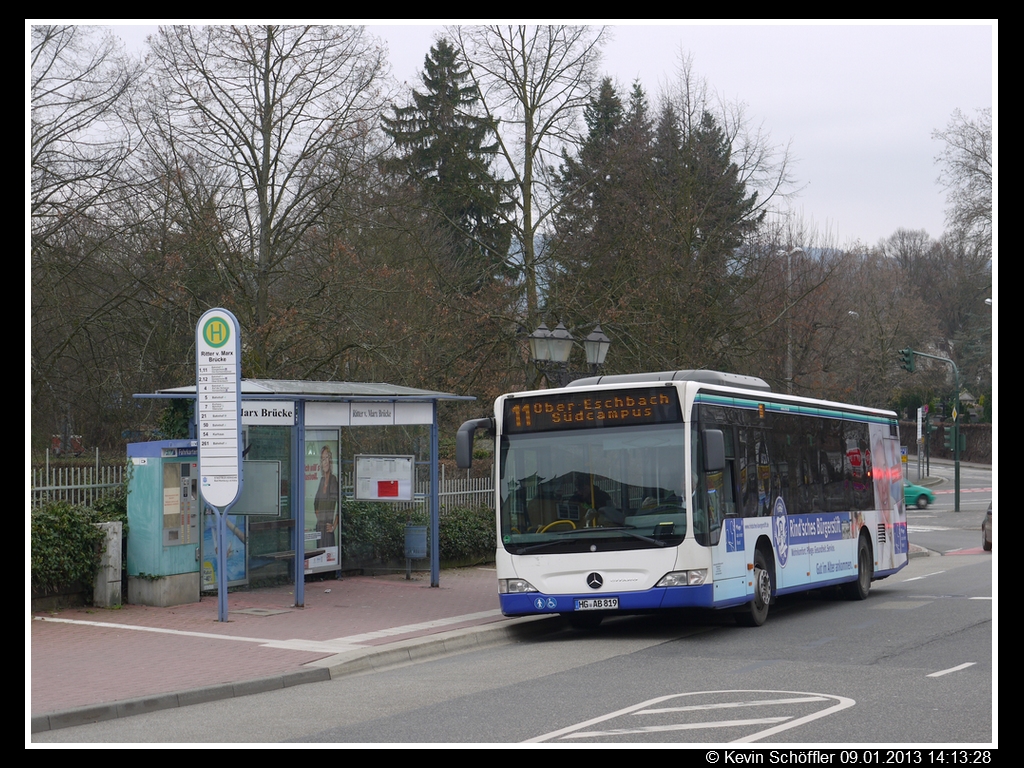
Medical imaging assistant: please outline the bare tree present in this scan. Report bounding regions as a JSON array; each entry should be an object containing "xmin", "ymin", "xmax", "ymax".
[
  {"xmin": 448, "ymin": 25, "xmax": 607, "ymax": 324},
  {"xmin": 141, "ymin": 25, "xmax": 388, "ymax": 374},
  {"xmin": 31, "ymin": 25, "xmax": 151, "ymax": 448},
  {"xmin": 933, "ymin": 107, "xmax": 992, "ymax": 252},
  {"xmin": 31, "ymin": 24, "xmax": 141, "ymax": 250}
]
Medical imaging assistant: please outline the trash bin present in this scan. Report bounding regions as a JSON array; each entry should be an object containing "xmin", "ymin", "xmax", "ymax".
[{"xmin": 405, "ymin": 525, "xmax": 427, "ymax": 559}]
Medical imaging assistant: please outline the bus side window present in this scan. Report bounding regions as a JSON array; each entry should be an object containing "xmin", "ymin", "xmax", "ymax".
[{"xmin": 722, "ymin": 427, "xmax": 739, "ymax": 517}]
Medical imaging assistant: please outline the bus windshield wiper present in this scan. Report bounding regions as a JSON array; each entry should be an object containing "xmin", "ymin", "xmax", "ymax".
[
  {"xmin": 567, "ymin": 526, "xmax": 667, "ymax": 546},
  {"xmin": 517, "ymin": 526, "xmax": 666, "ymax": 551}
]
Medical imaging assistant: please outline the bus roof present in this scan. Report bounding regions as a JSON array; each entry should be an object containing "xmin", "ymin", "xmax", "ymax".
[{"xmin": 568, "ymin": 370, "xmax": 772, "ymax": 392}]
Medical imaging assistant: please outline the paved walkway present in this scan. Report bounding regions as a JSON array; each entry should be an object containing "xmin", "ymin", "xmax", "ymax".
[{"xmin": 30, "ymin": 566, "xmax": 546, "ymax": 733}]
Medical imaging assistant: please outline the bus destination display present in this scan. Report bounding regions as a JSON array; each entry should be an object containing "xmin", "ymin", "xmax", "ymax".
[{"xmin": 504, "ymin": 387, "xmax": 681, "ymax": 433}]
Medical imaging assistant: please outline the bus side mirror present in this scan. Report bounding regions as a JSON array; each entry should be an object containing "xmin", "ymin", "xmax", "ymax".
[
  {"xmin": 456, "ymin": 418, "xmax": 494, "ymax": 469},
  {"xmin": 703, "ymin": 429, "xmax": 725, "ymax": 472}
]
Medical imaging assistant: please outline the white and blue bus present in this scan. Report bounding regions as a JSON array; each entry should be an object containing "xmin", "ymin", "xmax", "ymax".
[{"xmin": 456, "ymin": 370, "xmax": 908, "ymax": 627}]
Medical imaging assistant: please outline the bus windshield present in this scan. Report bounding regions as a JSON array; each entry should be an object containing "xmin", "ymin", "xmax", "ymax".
[{"xmin": 499, "ymin": 423, "xmax": 687, "ymax": 554}]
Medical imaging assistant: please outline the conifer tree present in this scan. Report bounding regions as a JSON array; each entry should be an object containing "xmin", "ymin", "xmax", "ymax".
[{"xmin": 382, "ymin": 39, "xmax": 513, "ymax": 293}]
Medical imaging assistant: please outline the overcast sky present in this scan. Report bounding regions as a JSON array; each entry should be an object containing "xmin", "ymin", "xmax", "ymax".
[{"xmin": 104, "ymin": 21, "xmax": 995, "ymax": 248}]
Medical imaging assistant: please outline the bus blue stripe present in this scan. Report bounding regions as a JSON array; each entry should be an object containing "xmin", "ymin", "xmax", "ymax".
[{"xmin": 499, "ymin": 584, "xmax": 715, "ymax": 616}]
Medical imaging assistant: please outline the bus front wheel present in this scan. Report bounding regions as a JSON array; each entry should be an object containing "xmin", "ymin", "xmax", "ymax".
[{"xmin": 737, "ymin": 549, "xmax": 772, "ymax": 627}]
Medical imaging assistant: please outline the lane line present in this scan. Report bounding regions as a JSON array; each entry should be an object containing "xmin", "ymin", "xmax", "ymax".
[{"xmin": 927, "ymin": 662, "xmax": 977, "ymax": 678}]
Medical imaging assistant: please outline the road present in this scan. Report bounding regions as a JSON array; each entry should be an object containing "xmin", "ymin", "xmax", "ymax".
[
  {"xmin": 34, "ymin": 552, "xmax": 993, "ymax": 745},
  {"xmin": 904, "ymin": 458, "xmax": 992, "ymax": 555}
]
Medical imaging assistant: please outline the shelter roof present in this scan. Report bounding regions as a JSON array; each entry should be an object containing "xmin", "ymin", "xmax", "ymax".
[{"xmin": 147, "ymin": 378, "xmax": 472, "ymax": 401}]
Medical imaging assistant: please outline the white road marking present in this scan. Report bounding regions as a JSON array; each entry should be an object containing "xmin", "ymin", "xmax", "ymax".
[
  {"xmin": 927, "ymin": 662, "xmax": 977, "ymax": 678},
  {"xmin": 561, "ymin": 717, "xmax": 793, "ymax": 738},
  {"xmin": 33, "ymin": 609, "xmax": 504, "ymax": 654},
  {"xmin": 902, "ymin": 570, "xmax": 947, "ymax": 582},
  {"xmin": 525, "ymin": 690, "xmax": 855, "ymax": 744},
  {"xmin": 636, "ymin": 695, "xmax": 829, "ymax": 715},
  {"xmin": 34, "ymin": 616, "xmax": 274, "ymax": 644}
]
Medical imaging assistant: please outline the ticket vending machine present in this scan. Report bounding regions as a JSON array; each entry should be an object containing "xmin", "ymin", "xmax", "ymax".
[{"xmin": 127, "ymin": 440, "xmax": 203, "ymax": 606}]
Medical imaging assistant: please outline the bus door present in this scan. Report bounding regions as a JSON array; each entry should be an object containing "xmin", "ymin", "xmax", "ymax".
[{"xmin": 704, "ymin": 427, "xmax": 748, "ymax": 604}]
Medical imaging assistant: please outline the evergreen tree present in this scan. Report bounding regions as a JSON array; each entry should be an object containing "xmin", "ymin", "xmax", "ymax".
[
  {"xmin": 552, "ymin": 80, "xmax": 652, "ymax": 297},
  {"xmin": 382, "ymin": 38, "xmax": 513, "ymax": 293},
  {"xmin": 550, "ymin": 84, "xmax": 770, "ymax": 373},
  {"xmin": 682, "ymin": 110, "xmax": 764, "ymax": 272}
]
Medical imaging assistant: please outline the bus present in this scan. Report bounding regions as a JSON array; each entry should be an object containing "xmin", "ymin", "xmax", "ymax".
[{"xmin": 456, "ymin": 370, "xmax": 908, "ymax": 627}]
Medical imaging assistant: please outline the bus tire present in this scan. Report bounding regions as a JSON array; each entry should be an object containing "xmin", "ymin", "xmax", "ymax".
[
  {"xmin": 737, "ymin": 548, "xmax": 772, "ymax": 627},
  {"xmin": 842, "ymin": 535, "xmax": 872, "ymax": 600}
]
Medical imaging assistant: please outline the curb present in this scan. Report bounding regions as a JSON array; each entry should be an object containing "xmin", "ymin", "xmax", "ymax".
[{"xmin": 31, "ymin": 615, "xmax": 559, "ymax": 734}]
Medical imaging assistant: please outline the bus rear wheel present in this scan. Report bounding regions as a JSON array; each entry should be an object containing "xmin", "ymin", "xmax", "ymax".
[
  {"xmin": 842, "ymin": 536, "xmax": 872, "ymax": 600},
  {"xmin": 737, "ymin": 549, "xmax": 772, "ymax": 627}
]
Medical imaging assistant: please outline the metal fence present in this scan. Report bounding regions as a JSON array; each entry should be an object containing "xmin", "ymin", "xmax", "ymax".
[
  {"xmin": 435, "ymin": 472, "xmax": 494, "ymax": 511},
  {"xmin": 31, "ymin": 463, "xmax": 494, "ymax": 511},
  {"xmin": 30, "ymin": 465, "xmax": 126, "ymax": 508}
]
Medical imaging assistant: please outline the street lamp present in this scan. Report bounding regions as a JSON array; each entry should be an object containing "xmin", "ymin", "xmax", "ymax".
[
  {"xmin": 782, "ymin": 247, "xmax": 806, "ymax": 397},
  {"xmin": 547, "ymin": 322, "xmax": 573, "ymax": 364},
  {"xmin": 529, "ymin": 322, "xmax": 611, "ymax": 387},
  {"xmin": 527, "ymin": 322, "xmax": 552, "ymax": 364},
  {"xmin": 583, "ymin": 324, "xmax": 611, "ymax": 372}
]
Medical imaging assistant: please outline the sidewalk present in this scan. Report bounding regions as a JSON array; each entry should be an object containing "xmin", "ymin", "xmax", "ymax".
[{"xmin": 30, "ymin": 566, "xmax": 551, "ymax": 734}]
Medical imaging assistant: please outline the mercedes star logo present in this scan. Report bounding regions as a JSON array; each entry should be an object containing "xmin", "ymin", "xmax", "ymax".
[{"xmin": 586, "ymin": 572, "xmax": 603, "ymax": 589}]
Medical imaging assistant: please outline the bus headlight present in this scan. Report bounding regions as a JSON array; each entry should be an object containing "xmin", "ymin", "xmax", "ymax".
[
  {"xmin": 498, "ymin": 578, "xmax": 538, "ymax": 594},
  {"xmin": 656, "ymin": 570, "xmax": 708, "ymax": 587}
]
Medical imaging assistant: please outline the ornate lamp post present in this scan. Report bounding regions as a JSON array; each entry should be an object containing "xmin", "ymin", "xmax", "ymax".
[
  {"xmin": 583, "ymin": 324, "xmax": 611, "ymax": 373},
  {"xmin": 529, "ymin": 322, "xmax": 611, "ymax": 387}
]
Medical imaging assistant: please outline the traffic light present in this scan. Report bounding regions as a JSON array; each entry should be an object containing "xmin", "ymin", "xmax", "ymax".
[
  {"xmin": 899, "ymin": 348, "xmax": 915, "ymax": 372},
  {"xmin": 944, "ymin": 426, "xmax": 955, "ymax": 452}
]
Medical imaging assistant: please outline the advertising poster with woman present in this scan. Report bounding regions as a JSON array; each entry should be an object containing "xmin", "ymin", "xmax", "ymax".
[
  {"xmin": 304, "ymin": 430, "xmax": 340, "ymax": 574},
  {"xmin": 870, "ymin": 424, "xmax": 908, "ymax": 571}
]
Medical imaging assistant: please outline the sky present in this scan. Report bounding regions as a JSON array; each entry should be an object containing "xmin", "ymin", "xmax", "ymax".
[{"xmin": 97, "ymin": 21, "xmax": 996, "ymax": 247}]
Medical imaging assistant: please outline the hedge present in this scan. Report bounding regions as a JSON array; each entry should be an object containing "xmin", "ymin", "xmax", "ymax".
[
  {"xmin": 31, "ymin": 482, "xmax": 129, "ymax": 596},
  {"xmin": 31, "ymin": 501, "xmax": 106, "ymax": 595},
  {"xmin": 341, "ymin": 502, "xmax": 495, "ymax": 567}
]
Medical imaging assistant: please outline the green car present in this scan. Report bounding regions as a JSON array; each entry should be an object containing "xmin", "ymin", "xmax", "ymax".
[{"xmin": 904, "ymin": 482, "xmax": 936, "ymax": 509}]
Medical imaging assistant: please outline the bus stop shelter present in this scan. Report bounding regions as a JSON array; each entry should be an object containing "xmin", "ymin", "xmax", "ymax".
[{"xmin": 135, "ymin": 379, "xmax": 473, "ymax": 606}]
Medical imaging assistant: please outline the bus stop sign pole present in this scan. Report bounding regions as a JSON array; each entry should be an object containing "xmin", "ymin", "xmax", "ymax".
[{"xmin": 196, "ymin": 308, "xmax": 243, "ymax": 621}]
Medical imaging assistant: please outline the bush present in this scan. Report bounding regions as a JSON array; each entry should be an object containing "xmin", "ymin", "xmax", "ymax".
[
  {"xmin": 341, "ymin": 502, "xmax": 423, "ymax": 564},
  {"xmin": 339, "ymin": 502, "xmax": 494, "ymax": 567},
  {"xmin": 31, "ymin": 501, "xmax": 105, "ymax": 595},
  {"xmin": 439, "ymin": 506, "xmax": 495, "ymax": 563},
  {"xmin": 91, "ymin": 482, "xmax": 129, "ymax": 534}
]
